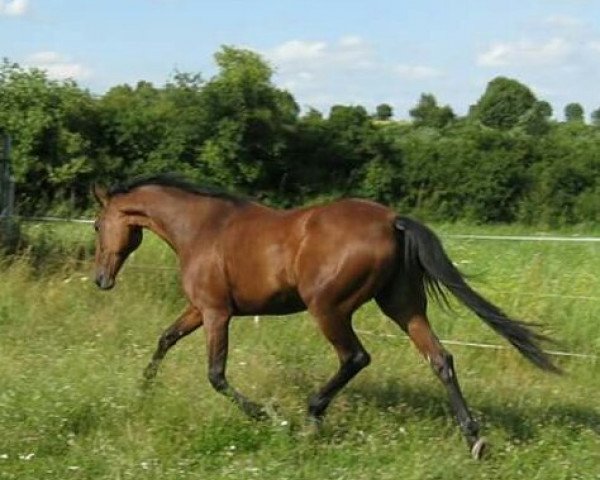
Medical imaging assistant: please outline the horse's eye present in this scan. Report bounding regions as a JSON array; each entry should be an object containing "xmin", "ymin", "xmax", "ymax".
[{"xmin": 94, "ymin": 222, "xmax": 100, "ymax": 232}]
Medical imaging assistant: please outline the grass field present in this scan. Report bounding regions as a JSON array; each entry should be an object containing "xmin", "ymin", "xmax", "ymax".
[{"xmin": 1, "ymin": 221, "xmax": 599, "ymax": 479}]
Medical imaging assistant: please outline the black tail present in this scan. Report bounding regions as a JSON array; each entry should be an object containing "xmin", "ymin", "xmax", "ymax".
[{"xmin": 395, "ymin": 216, "xmax": 560, "ymax": 373}]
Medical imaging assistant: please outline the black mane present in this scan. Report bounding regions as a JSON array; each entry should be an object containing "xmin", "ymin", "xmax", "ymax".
[{"xmin": 108, "ymin": 174, "xmax": 247, "ymax": 204}]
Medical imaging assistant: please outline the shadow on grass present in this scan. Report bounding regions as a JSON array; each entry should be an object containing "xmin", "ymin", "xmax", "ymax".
[{"xmin": 345, "ymin": 378, "xmax": 600, "ymax": 442}]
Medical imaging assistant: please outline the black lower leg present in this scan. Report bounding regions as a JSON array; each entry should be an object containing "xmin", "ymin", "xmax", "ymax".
[
  {"xmin": 432, "ymin": 352, "xmax": 480, "ymax": 447},
  {"xmin": 144, "ymin": 308, "xmax": 203, "ymax": 380},
  {"xmin": 308, "ymin": 349, "xmax": 371, "ymax": 421},
  {"xmin": 143, "ymin": 328, "xmax": 184, "ymax": 379},
  {"xmin": 206, "ymin": 317, "xmax": 267, "ymax": 420},
  {"xmin": 208, "ymin": 367, "xmax": 267, "ymax": 420}
]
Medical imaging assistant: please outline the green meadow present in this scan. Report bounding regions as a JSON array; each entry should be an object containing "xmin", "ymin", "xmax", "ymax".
[{"xmin": 0, "ymin": 222, "xmax": 598, "ymax": 479}]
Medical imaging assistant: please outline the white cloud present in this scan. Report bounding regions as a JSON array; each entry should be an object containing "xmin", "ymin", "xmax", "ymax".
[
  {"xmin": 589, "ymin": 41, "xmax": 600, "ymax": 53},
  {"xmin": 280, "ymin": 71, "xmax": 315, "ymax": 91},
  {"xmin": 261, "ymin": 36, "xmax": 447, "ymax": 113},
  {"xmin": 338, "ymin": 35, "xmax": 364, "ymax": 48},
  {"xmin": 25, "ymin": 51, "xmax": 92, "ymax": 81},
  {"xmin": 395, "ymin": 64, "xmax": 442, "ymax": 80},
  {"xmin": 0, "ymin": 0, "xmax": 29, "ymax": 16},
  {"xmin": 267, "ymin": 36, "xmax": 374, "ymax": 72},
  {"xmin": 543, "ymin": 14, "xmax": 583, "ymax": 29},
  {"xmin": 270, "ymin": 40, "xmax": 327, "ymax": 63},
  {"xmin": 478, "ymin": 38, "xmax": 572, "ymax": 67},
  {"xmin": 27, "ymin": 51, "xmax": 63, "ymax": 63}
]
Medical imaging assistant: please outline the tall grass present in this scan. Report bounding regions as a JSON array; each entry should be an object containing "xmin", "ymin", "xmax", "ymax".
[{"xmin": 0, "ymin": 222, "xmax": 598, "ymax": 479}]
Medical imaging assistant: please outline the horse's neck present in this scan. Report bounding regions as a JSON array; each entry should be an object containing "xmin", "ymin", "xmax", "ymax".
[{"xmin": 125, "ymin": 189, "xmax": 233, "ymax": 256}]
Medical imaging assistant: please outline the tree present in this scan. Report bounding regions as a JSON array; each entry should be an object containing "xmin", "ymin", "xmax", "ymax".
[
  {"xmin": 564, "ymin": 103, "xmax": 584, "ymax": 123},
  {"xmin": 0, "ymin": 59, "xmax": 100, "ymax": 213},
  {"xmin": 470, "ymin": 77, "xmax": 536, "ymax": 130},
  {"xmin": 518, "ymin": 100, "xmax": 553, "ymax": 135},
  {"xmin": 409, "ymin": 93, "xmax": 454, "ymax": 128},
  {"xmin": 326, "ymin": 104, "xmax": 373, "ymax": 178},
  {"xmin": 537, "ymin": 100, "xmax": 553, "ymax": 118},
  {"xmin": 374, "ymin": 103, "xmax": 393, "ymax": 121},
  {"xmin": 358, "ymin": 128, "xmax": 403, "ymax": 203},
  {"xmin": 302, "ymin": 107, "xmax": 323, "ymax": 121},
  {"xmin": 99, "ymin": 81, "xmax": 168, "ymax": 175},
  {"xmin": 592, "ymin": 108, "xmax": 600, "ymax": 127},
  {"xmin": 328, "ymin": 105, "xmax": 369, "ymax": 128},
  {"xmin": 198, "ymin": 46, "xmax": 299, "ymax": 193},
  {"xmin": 98, "ymin": 72, "xmax": 214, "ymax": 184}
]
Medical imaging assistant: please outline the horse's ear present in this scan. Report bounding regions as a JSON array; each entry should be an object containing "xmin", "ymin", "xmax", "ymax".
[{"xmin": 92, "ymin": 184, "xmax": 109, "ymax": 207}]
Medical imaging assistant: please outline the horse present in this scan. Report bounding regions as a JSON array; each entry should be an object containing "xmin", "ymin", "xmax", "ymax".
[{"xmin": 92, "ymin": 174, "xmax": 558, "ymax": 459}]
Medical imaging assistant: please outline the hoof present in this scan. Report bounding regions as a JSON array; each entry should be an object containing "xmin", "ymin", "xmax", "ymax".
[
  {"xmin": 262, "ymin": 402, "xmax": 282, "ymax": 421},
  {"xmin": 299, "ymin": 416, "xmax": 323, "ymax": 438},
  {"xmin": 242, "ymin": 401, "xmax": 270, "ymax": 421},
  {"xmin": 143, "ymin": 364, "xmax": 158, "ymax": 381},
  {"xmin": 470, "ymin": 437, "xmax": 488, "ymax": 460}
]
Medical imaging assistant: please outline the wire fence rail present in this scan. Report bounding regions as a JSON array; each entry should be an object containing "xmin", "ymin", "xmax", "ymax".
[
  {"xmin": 445, "ymin": 233, "xmax": 600, "ymax": 243},
  {"xmin": 17, "ymin": 215, "xmax": 94, "ymax": 224},
  {"xmin": 17, "ymin": 214, "xmax": 600, "ymax": 242},
  {"xmin": 354, "ymin": 329, "xmax": 598, "ymax": 361}
]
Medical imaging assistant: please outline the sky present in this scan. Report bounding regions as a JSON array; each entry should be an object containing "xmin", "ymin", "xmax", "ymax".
[{"xmin": 2, "ymin": 0, "xmax": 600, "ymax": 119}]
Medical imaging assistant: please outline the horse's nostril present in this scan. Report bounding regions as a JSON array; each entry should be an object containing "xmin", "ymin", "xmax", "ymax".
[{"xmin": 95, "ymin": 273, "xmax": 114, "ymax": 290}]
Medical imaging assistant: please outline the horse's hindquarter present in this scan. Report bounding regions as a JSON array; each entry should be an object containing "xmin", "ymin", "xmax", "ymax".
[
  {"xmin": 223, "ymin": 199, "xmax": 399, "ymax": 316},
  {"xmin": 295, "ymin": 200, "xmax": 399, "ymax": 313}
]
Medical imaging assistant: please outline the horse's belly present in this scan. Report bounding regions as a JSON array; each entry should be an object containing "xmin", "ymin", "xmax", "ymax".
[{"xmin": 232, "ymin": 287, "xmax": 306, "ymax": 316}]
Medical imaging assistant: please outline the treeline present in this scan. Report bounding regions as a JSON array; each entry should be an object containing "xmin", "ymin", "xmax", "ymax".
[{"xmin": 1, "ymin": 46, "xmax": 599, "ymax": 225}]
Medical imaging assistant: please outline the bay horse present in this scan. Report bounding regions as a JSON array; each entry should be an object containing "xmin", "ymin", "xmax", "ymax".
[{"xmin": 92, "ymin": 174, "xmax": 558, "ymax": 459}]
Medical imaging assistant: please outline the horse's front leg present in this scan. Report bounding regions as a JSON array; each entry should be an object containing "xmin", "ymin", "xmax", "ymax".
[
  {"xmin": 143, "ymin": 305, "xmax": 204, "ymax": 380},
  {"xmin": 204, "ymin": 309, "xmax": 268, "ymax": 420}
]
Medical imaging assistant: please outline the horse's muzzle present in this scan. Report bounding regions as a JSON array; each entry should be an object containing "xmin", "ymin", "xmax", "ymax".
[{"xmin": 95, "ymin": 272, "xmax": 115, "ymax": 290}]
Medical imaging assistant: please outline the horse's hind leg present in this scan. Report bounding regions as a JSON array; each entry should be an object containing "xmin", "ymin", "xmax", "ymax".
[
  {"xmin": 404, "ymin": 313, "xmax": 486, "ymax": 458},
  {"xmin": 143, "ymin": 305, "xmax": 204, "ymax": 380},
  {"xmin": 307, "ymin": 307, "xmax": 371, "ymax": 424},
  {"xmin": 377, "ymin": 284, "xmax": 487, "ymax": 459}
]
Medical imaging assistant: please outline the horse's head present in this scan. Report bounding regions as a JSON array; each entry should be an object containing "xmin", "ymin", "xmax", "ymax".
[{"xmin": 92, "ymin": 185, "xmax": 143, "ymax": 290}]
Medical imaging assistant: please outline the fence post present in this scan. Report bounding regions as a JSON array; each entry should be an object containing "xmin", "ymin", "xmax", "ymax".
[
  {"xmin": 0, "ymin": 131, "xmax": 20, "ymax": 253},
  {"xmin": 1, "ymin": 132, "xmax": 15, "ymax": 218},
  {"xmin": 1, "ymin": 131, "xmax": 6, "ymax": 216}
]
